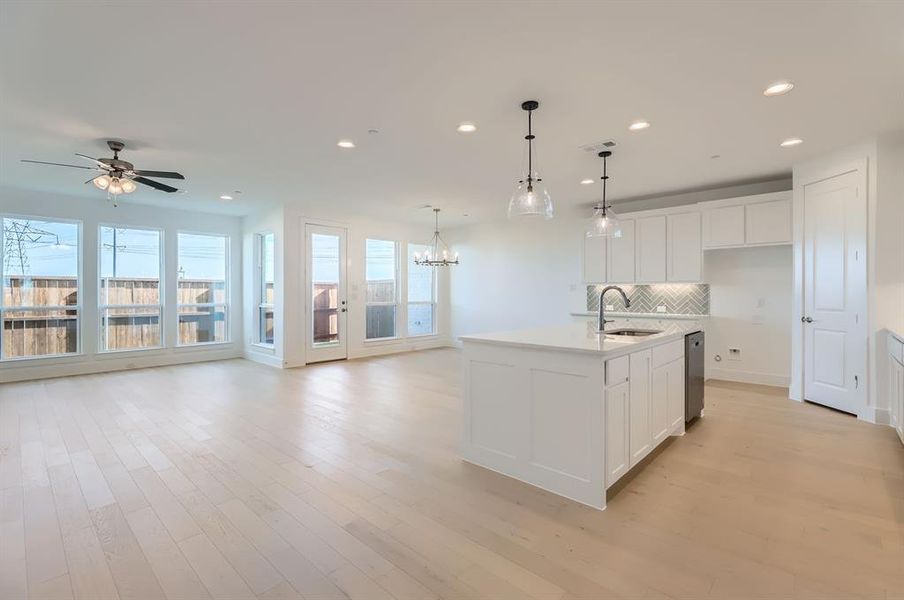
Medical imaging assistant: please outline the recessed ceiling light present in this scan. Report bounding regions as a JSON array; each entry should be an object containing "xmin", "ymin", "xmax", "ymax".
[
  {"xmin": 780, "ymin": 137, "xmax": 803, "ymax": 147},
  {"xmin": 763, "ymin": 81, "xmax": 794, "ymax": 96},
  {"xmin": 580, "ymin": 178, "xmax": 595, "ymax": 185},
  {"xmin": 337, "ymin": 139, "xmax": 355, "ymax": 149},
  {"xmin": 457, "ymin": 122, "xmax": 477, "ymax": 133},
  {"xmin": 219, "ymin": 195, "xmax": 233, "ymax": 201},
  {"xmin": 628, "ymin": 120, "xmax": 651, "ymax": 131}
]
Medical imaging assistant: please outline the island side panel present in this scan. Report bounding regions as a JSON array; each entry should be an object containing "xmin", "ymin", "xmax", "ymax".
[{"xmin": 461, "ymin": 341, "xmax": 607, "ymax": 510}]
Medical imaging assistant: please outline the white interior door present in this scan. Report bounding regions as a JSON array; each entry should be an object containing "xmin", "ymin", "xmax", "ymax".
[
  {"xmin": 305, "ymin": 224, "xmax": 347, "ymax": 363},
  {"xmin": 802, "ymin": 170, "xmax": 866, "ymax": 414}
]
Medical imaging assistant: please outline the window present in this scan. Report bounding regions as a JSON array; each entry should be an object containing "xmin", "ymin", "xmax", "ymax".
[
  {"xmin": 365, "ymin": 239, "xmax": 397, "ymax": 340},
  {"xmin": 407, "ymin": 244, "xmax": 436, "ymax": 336},
  {"xmin": 99, "ymin": 226, "xmax": 162, "ymax": 351},
  {"xmin": 1, "ymin": 217, "xmax": 80, "ymax": 359},
  {"xmin": 177, "ymin": 232, "xmax": 228, "ymax": 345},
  {"xmin": 257, "ymin": 232, "xmax": 275, "ymax": 345}
]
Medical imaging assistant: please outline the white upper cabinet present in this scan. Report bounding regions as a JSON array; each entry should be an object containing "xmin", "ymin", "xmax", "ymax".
[
  {"xmin": 667, "ymin": 212, "xmax": 702, "ymax": 282},
  {"xmin": 607, "ymin": 219, "xmax": 636, "ymax": 283},
  {"xmin": 582, "ymin": 233, "xmax": 607, "ymax": 283},
  {"xmin": 745, "ymin": 199, "xmax": 792, "ymax": 245},
  {"xmin": 636, "ymin": 215, "xmax": 667, "ymax": 283},
  {"xmin": 702, "ymin": 205, "xmax": 745, "ymax": 248},
  {"xmin": 701, "ymin": 191, "xmax": 792, "ymax": 249}
]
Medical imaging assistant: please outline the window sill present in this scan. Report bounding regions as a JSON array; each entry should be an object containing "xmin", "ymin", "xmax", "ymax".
[
  {"xmin": 363, "ymin": 336, "xmax": 401, "ymax": 345},
  {"xmin": 95, "ymin": 347, "xmax": 166, "ymax": 360},
  {"xmin": 407, "ymin": 333, "xmax": 438, "ymax": 340},
  {"xmin": 173, "ymin": 341, "xmax": 235, "ymax": 352},
  {"xmin": 250, "ymin": 343, "xmax": 275, "ymax": 352},
  {"xmin": 0, "ymin": 352, "xmax": 84, "ymax": 366}
]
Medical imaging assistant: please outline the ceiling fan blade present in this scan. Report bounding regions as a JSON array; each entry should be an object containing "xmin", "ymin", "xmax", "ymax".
[
  {"xmin": 75, "ymin": 153, "xmax": 112, "ymax": 169},
  {"xmin": 21, "ymin": 159, "xmax": 97, "ymax": 170},
  {"xmin": 133, "ymin": 176, "xmax": 179, "ymax": 193},
  {"xmin": 132, "ymin": 169, "xmax": 185, "ymax": 180}
]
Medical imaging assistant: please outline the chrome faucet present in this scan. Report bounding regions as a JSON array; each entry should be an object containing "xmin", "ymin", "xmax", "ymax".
[{"xmin": 597, "ymin": 285, "xmax": 631, "ymax": 332}]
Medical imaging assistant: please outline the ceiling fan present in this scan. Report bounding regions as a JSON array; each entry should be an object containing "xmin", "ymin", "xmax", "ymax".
[{"xmin": 22, "ymin": 140, "xmax": 185, "ymax": 202}]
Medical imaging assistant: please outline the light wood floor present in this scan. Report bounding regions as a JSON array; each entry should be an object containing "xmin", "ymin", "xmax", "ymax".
[{"xmin": 1, "ymin": 349, "xmax": 902, "ymax": 600}]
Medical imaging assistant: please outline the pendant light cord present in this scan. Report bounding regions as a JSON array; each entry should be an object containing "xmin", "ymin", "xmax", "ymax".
[{"xmin": 526, "ymin": 109, "xmax": 534, "ymax": 189}]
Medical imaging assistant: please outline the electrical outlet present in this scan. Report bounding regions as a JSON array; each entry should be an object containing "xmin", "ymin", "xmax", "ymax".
[
  {"xmin": 756, "ymin": 297, "xmax": 766, "ymax": 308},
  {"xmin": 656, "ymin": 305, "xmax": 667, "ymax": 313},
  {"xmin": 728, "ymin": 347, "xmax": 741, "ymax": 361}
]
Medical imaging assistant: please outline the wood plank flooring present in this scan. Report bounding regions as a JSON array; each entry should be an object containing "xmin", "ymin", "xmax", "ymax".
[{"xmin": 1, "ymin": 349, "xmax": 902, "ymax": 599}]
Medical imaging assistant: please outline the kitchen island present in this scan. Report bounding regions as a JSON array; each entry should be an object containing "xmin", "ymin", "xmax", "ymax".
[{"xmin": 460, "ymin": 321, "xmax": 699, "ymax": 509}]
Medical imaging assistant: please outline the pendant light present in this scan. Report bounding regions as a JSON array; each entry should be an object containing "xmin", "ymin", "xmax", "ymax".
[
  {"xmin": 508, "ymin": 100, "xmax": 553, "ymax": 219},
  {"xmin": 413, "ymin": 208, "xmax": 459, "ymax": 266},
  {"xmin": 586, "ymin": 150, "xmax": 622, "ymax": 238}
]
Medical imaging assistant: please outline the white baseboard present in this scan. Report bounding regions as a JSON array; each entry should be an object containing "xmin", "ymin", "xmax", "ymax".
[
  {"xmin": 350, "ymin": 337, "xmax": 452, "ymax": 360},
  {"xmin": 243, "ymin": 350, "xmax": 283, "ymax": 368},
  {"xmin": 0, "ymin": 347, "xmax": 242, "ymax": 383},
  {"xmin": 707, "ymin": 367, "xmax": 790, "ymax": 388}
]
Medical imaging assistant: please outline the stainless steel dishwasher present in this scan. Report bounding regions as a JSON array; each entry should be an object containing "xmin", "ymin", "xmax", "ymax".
[{"xmin": 685, "ymin": 331, "xmax": 705, "ymax": 422}]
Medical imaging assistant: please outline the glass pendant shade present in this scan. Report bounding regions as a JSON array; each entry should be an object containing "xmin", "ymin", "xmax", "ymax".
[
  {"xmin": 508, "ymin": 176, "xmax": 553, "ymax": 219},
  {"xmin": 586, "ymin": 205, "xmax": 622, "ymax": 238},
  {"xmin": 120, "ymin": 179, "xmax": 137, "ymax": 193}
]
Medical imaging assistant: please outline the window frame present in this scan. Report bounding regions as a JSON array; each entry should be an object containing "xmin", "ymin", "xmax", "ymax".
[
  {"xmin": 0, "ymin": 214, "xmax": 83, "ymax": 361},
  {"xmin": 406, "ymin": 242, "xmax": 437, "ymax": 338},
  {"xmin": 255, "ymin": 231, "xmax": 275, "ymax": 348},
  {"xmin": 96, "ymin": 224, "xmax": 165, "ymax": 354},
  {"xmin": 176, "ymin": 230, "xmax": 231, "ymax": 347},
  {"xmin": 364, "ymin": 238, "xmax": 400, "ymax": 342}
]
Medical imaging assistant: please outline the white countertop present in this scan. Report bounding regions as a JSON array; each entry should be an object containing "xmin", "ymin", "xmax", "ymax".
[{"xmin": 459, "ymin": 321, "xmax": 701, "ymax": 358}]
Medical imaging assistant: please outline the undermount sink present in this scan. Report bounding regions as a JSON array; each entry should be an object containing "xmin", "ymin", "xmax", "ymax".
[{"xmin": 603, "ymin": 328, "xmax": 661, "ymax": 337}]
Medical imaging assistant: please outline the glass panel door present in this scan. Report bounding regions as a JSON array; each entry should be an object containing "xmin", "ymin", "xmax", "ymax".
[{"xmin": 305, "ymin": 224, "xmax": 347, "ymax": 363}]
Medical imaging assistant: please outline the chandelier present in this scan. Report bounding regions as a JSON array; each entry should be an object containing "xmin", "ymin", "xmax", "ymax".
[{"xmin": 413, "ymin": 208, "xmax": 459, "ymax": 266}]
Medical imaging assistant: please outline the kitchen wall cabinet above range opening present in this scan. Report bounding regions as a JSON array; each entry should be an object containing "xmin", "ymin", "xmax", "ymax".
[
  {"xmin": 699, "ymin": 191, "xmax": 792, "ymax": 250},
  {"xmin": 583, "ymin": 207, "xmax": 702, "ymax": 285}
]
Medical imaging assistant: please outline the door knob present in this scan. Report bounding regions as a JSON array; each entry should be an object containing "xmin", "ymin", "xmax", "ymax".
[{"xmin": 801, "ymin": 316, "xmax": 813, "ymax": 323}]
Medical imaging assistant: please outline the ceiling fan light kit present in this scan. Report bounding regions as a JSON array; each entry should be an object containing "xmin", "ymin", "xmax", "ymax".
[{"xmin": 22, "ymin": 140, "xmax": 186, "ymax": 206}]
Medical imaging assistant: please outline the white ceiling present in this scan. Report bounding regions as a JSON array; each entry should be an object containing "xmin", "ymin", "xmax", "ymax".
[{"xmin": 1, "ymin": 1, "xmax": 902, "ymax": 224}]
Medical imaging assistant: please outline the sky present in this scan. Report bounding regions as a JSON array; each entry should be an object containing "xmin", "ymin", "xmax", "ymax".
[{"xmin": 2, "ymin": 218, "xmax": 227, "ymax": 280}]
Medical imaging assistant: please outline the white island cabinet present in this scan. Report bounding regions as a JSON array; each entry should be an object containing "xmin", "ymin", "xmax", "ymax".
[{"xmin": 460, "ymin": 322, "xmax": 696, "ymax": 510}]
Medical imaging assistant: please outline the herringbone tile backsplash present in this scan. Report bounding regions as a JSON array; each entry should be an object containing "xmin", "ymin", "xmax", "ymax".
[{"xmin": 586, "ymin": 284, "xmax": 709, "ymax": 315}]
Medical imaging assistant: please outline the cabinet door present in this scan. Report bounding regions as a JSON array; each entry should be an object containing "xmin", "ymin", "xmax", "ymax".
[
  {"xmin": 635, "ymin": 216, "xmax": 667, "ymax": 283},
  {"xmin": 702, "ymin": 205, "xmax": 745, "ymax": 248},
  {"xmin": 650, "ymin": 365, "xmax": 670, "ymax": 445},
  {"xmin": 667, "ymin": 358, "xmax": 685, "ymax": 433},
  {"xmin": 667, "ymin": 212, "xmax": 702, "ymax": 282},
  {"xmin": 607, "ymin": 219, "xmax": 636, "ymax": 283},
  {"xmin": 629, "ymin": 349, "xmax": 652, "ymax": 466},
  {"xmin": 583, "ymin": 234, "xmax": 607, "ymax": 283},
  {"xmin": 605, "ymin": 381, "xmax": 630, "ymax": 487},
  {"xmin": 745, "ymin": 199, "xmax": 791, "ymax": 245}
]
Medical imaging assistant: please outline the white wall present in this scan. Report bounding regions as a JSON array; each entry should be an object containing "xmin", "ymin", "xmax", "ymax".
[
  {"xmin": 277, "ymin": 207, "xmax": 452, "ymax": 368},
  {"xmin": 0, "ymin": 186, "xmax": 244, "ymax": 382},
  {"xmin": 449, "ymin": 181, "xmax": 794, "ymax": 390},
  {"xmin": 790, "ymin": 134, "xmax": 904, "ymax": 422},
  {"xmin": 242, "ymin": 206, "xmax": 284, "ymax": 367},
  {"xmin": 704, "ymin": 246, "xmax": 792, "ymax": 386},
  {"xmin": 449, "ymin": 214, "xmax": 588, "ymax": 339}
]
